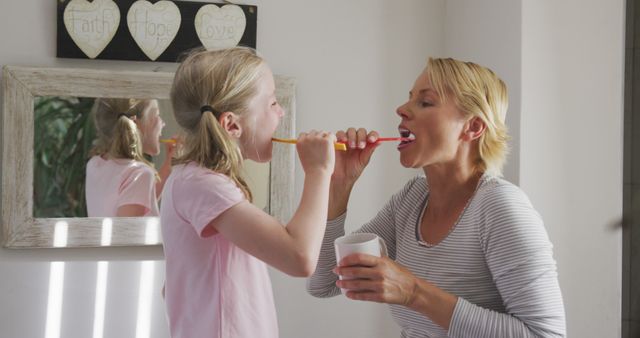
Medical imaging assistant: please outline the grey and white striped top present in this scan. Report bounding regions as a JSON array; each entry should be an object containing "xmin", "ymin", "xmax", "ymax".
[{"xmin": 307, "ymin": 174, "xmax": 566, "ymax": 338}]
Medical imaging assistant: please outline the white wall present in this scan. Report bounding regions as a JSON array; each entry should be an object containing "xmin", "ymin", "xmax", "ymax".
[
  {"xmin": 520, "ymin": 1, "xmax": 625, "ymax": 337},
  {"xmin": 0, "ymin": 1, "xmax": 442, "ymax": 337},
  {"xmin": 444, "ymin": 0, "xmax": 626, "ymax": 336},
  {"xmin": 443, "ymin": 0, "xmax": 522, "ymax": 184}
]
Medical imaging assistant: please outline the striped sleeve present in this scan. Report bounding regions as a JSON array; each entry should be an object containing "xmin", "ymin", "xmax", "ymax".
[
  {"xmin": 448, "ymin": 183, "xmax": 566, "ymax": 338},
  {"xmin": 305, "ymin": 212, "xmax": 345, "ymax": 298}
]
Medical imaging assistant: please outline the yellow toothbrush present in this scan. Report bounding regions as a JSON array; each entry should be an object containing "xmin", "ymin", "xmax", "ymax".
[
  {"xmin": 163, "ymin": 138, "xmax": 348, "ymax": 151},
  {"xmin": 272, "ymin": 137, "xmax": 347, "ymax": 151}
]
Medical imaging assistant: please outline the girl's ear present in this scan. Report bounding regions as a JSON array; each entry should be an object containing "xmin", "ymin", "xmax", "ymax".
[
  {"xmin": 218, "ymin": 112, "xmax": 242, "ymax": 138},
  {"xmin": 462, "ymin": 116, "xmax": 486, "ymax": 142}
]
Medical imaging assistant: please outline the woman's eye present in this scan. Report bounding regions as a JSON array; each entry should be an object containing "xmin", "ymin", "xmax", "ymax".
[
  {"xmin": 420, "ymin": 101, "xmax": 433, "ymax": 108},
  {"xmin": 271, "ymin": 101, "xmax": 278, "ymax": 107}
]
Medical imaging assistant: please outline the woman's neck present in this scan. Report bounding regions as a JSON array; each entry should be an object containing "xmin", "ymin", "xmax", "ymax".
[{"xmin": 423, "ymin": 164, "xmax": 483, "ymax": 211}]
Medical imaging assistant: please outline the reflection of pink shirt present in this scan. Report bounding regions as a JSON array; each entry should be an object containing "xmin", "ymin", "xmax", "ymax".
[
  {"xmin": 85, "ymin": 156, "xmax": 158, "ymax": 217},
  {"xmin": 161, "ymin": 162, "xmax": 278, "ymax": 338}
]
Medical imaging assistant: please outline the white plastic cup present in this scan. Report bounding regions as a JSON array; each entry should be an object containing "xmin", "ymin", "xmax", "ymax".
[{"xmin": 334, "ymin": 233, "xmax": 388, "ymax": 294}]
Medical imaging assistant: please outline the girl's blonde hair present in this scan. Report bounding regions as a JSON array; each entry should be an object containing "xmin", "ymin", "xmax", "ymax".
[
  {"xmin": 91, "ymin": 98, "xmax": 156, "ymax": 173},
  {"xmin": 171, "ymin": 47, "xmax": 265, "ymax": 201},
  {"xmin": 426, "ymin": 57, "xmax": 510, "ymax": 176}
]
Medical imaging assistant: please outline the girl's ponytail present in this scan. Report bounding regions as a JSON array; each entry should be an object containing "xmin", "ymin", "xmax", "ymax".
[
  {"xmin": 109, "ymin": 114, "xmax": 142, "ymax": 159},
  {"xmin": 91, "ymin": 98, "xmax": 155, "ymax": 171}
]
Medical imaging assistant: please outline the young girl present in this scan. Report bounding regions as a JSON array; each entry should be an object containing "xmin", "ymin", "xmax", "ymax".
[
  {"xmin": 161, "ymin": 47, "xmax": 335, "ymax": 338},
  {"xmin": 85, "ymin": 98, "xmax": 174, "ymax": 217}
]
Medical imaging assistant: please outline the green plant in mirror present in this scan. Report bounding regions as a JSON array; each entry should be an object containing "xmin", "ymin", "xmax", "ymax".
[{"xmin": 33, "ymin": 96, "xmax": 96, "ymax": 217}]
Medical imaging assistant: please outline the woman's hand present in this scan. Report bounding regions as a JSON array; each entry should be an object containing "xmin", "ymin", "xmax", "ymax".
[
  {"xmin": 333, "ymin": 253, "xmax": 458, "ymax": 330},
  {"xmin": 333, "ymin": 128, "xmax": 380, "ymax": 184},
  {"xmin": 296, "ymin": 130, "xmax": 336, "ymax": 177},
  {"xmin": 328, "ymin": 128, "xmax": 380, "ymax": 218},
  {"xmin": 333, "ymin": 253, "xmax": 418, "ymax": 306}
]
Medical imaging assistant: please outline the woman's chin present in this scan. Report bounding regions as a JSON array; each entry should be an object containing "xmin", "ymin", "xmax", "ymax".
[
  {"xmin": 399, "ymin": 154, "xmax": 423, "ymax": 169},
  {"xmin": 399, "ymin": 154, "xmax": 412, "ymax": 168}
]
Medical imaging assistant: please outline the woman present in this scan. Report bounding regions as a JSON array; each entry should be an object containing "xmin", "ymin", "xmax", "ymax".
[{"xmin": 307, "ymin": 58, "xmax": 566, "ymax": 337}]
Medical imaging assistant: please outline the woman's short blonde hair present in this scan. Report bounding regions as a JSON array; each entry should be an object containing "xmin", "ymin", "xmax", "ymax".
[
  {"xmin": 170, "ymin": 47, "xmax": 265, "ymax": 201},
  {"xmin": 426, "ymin": 57, "xmax": 510, "ymax": 176}
]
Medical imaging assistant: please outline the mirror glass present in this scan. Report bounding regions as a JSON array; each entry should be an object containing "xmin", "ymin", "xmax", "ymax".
[
  {"xmin": 2, "ymin": 66, "xmax": 294, "ymax": 248},
  {"xmin": 32, "ymin": 96, "xmax": 270, "ymax": 218}
]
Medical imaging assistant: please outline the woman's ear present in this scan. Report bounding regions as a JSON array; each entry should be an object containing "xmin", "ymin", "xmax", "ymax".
[
  {"xmin": 218, "ymin": 112, "xmax": 242, "ymax": 138},
  {"xmin": 462, "ymin": 116, "xmax": 486, "ymax": 142}
]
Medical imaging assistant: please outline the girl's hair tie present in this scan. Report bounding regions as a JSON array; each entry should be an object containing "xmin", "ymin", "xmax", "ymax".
[{"xmin": 200, "ymin": 105, "xmax": 221, "ymax": 117}]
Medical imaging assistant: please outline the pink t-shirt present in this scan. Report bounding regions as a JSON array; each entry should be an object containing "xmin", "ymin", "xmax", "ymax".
[
  {"xmin": 161, "ymin": 162, "xmax": 278, "ymax": 338},
  {"xmin": 85, "ymin": 156, "xmax": 158, "ymax": 217}
]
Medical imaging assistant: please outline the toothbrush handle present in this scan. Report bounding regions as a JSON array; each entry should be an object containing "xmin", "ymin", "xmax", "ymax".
[{"xmin": 272, "ymin": 138, "xmax": 347, "ymax": 151}]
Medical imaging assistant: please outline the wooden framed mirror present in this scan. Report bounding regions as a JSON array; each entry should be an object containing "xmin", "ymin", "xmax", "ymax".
[{"xmin": 1, "ymin": 66, "xmax": 295, "ymax": 248}]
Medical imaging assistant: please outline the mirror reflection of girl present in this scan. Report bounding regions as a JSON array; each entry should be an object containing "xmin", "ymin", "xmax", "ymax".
[
  {"xmin": 161, "ymin": 47, "xmax": 335, "ymax": 338},
  {"xmin": 85, "ymin": 98, "xmax": 176, "ymax": 217}
]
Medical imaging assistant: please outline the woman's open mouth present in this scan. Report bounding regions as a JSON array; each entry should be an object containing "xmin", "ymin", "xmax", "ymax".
[{"xmin": 398, "ymin": 127, "xmax": 416, "ymax": 150}]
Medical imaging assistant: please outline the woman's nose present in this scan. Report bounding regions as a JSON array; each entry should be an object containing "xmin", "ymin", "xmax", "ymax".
[{"xmin": 396, "ymin": 104, "xmax": 409, "ymax": 118}]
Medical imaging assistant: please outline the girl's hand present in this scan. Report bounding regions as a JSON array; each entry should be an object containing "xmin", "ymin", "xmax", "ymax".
[
  {"xmin": 333, "ymin": 128, "xmax": 380, "ymax": 185},
  {"xmin": 333, "ymin": 253, "xmax": 419, "ymax": 306},
  {"xmin": 296, "ymin": 130, "xmax": 336, "ymax": 176},
  {"xmin": 157, "ymin": 134, "xmax": 180, "ymax": 199},
  {"xmin": 163, "ymin": 134, "xmax": 179, "ymax": 160}
]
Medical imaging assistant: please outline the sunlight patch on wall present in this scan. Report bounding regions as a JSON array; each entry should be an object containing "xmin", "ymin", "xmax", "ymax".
[
  {"xmin": 45, "ymin": 222, "xmax": 68, "ymax": 338},
  {"xmin": 135, "ymin": 261, "xmax": 156, "ymax": 338},
  {"xmin": 93, "ymin": 218, "xmax": 113, "ymax": 338}
]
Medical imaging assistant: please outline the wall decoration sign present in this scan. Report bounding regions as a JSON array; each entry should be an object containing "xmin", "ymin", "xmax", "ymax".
[
  {"xmin": 57, "ymin": 0, "xmax": 257, "ymax": 62},
  {"xmin": 126, "ymin": 0, "xmax": 181, "ymax": 60},
  {"xmin": 63, "ymin": 0, "xmax": 121, "ymax": 59},
  {"xmin": 195, "ymin": 4, "xmax": 246, "ymax": 51}
]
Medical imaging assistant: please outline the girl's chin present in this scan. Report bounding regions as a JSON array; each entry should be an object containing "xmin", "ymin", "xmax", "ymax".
[
  {"xmin": 144, "ymin": 148, "xmax": 161, "ymax": 157},
  {"xmin": 245, "ymin": 155, "xmax": 272, "ymax": 163},
  {"xmin": 244, "ymin": 147, "xmax": 273, "ymax": 163},
  {"xmin": 255, "ymin": 148, "xmax": 273, "ymax": 162},
  {"xmin": 254, "ymin": 156, "xmax": 272, "ymax": 163}
]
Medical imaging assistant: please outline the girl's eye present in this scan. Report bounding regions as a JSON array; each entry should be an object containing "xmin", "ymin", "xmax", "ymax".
[{"xmin": 271, "ymin": 101, "xmax": 278, "ymax": 107}]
